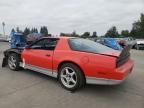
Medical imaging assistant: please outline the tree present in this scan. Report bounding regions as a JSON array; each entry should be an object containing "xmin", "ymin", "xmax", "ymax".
[
  {"xmin": 24, "ymin": 27, "xmax": 30, "ymax": 36},
  {"xmin": 60, "ymin": 33, "xmax": 65, "ymax": 36},
  {"xmin": 71, "ymin": 30, "xmax": 79, "ymax": 37},
  {"xmin": 40, "ymin": 26, "xmax": 48, "ymax": 36},
  {"xmin": 31, "ymin": 28, "xmax": 34, "ymax": 33},
  {"xmin": 30, "ymin": 28, "xmax": 38, "ymax": 33},
  {"xmin": 16, "ymin": 27, "xmax": 20, "ymax": 33},
  {"xmin": 16, "ymin": 27, "xmax": 23, "ymax": 33},
  {"xmin": 11, "ymin": 28, "xmax": 15, "ymax": 33},
  {"xmin": 105, "ymin": 26, "xmax": 119, "ymax": 38},
  {"xmin": 72, "ymin": 31, "xmax": 76, "ymax": 36},
  {"xmin": 121, "ymin": 30, "xmax": 129, "ymax": 37},
  {"xmin": 81, "ymin": 32, "xmax": 90, "ymax": 38},
  {"xmin": 92, "ymin": 31, "xmax": 97, "ymax": 37},
  {"xmin": 34, "ymin": 28, "xmax": 38, "ymax": 33},
  {"xmin": 130, "ymin": 13, "xmax": 144, "ymax": 38}
]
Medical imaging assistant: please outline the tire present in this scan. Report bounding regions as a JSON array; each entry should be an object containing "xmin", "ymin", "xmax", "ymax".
[
  {"xmin": 7, "ymin": 53, "xmax": 20, "ymax": 71},
  {"xmin": 59, "ymin": 63, "xmax": 85, "ymax": 91}
]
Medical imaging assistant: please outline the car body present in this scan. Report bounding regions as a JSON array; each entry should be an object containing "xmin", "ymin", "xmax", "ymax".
[
  {"xmin": 0, "ymin": 35, "xmax": 10, "ymax": 42},
  {"xmin": 2, "ymin": 37, "xmax": 134, "ymax": 91},
  {"xmin": 115, "ymin": 37, "xmax": 137, "ymax": 48},
  {"xmin": 96, "ymin": 38, "xmax": 122, "ymax": 50},
  {"xmin": 135, "ymin": 39, "xmax": 144, "ymax": 50},
  {"xmin": 126, "ymin": 37, "xmax": 137, "ymax": 47}
]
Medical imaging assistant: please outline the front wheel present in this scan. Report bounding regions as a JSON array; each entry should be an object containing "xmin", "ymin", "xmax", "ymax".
[
  {"xmin": 59, "ymin": 63, "xmax": 85, "ymax": 91},
  {"xmin": 8, "ymin": 53, "xmax": 20, "ymax": 71}
]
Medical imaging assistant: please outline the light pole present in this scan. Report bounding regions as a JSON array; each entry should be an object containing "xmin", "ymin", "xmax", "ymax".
[{"xmin": 2, "ymin": 22, "xmax": 5, "ymax": 37}]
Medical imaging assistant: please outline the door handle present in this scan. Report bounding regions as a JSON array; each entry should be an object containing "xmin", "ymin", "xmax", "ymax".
[{"xmin": 45, "ymin": 54, "xmax": 51, "ymax": 57}]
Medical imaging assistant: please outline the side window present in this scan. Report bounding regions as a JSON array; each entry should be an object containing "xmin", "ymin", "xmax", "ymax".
[
  {"xmin": 30, "ymin": 39, "xmax": 45, "ymax": 49},
  {"xmin": 30, "ymin": 38, "xmax": 58, "ymax": 50}
]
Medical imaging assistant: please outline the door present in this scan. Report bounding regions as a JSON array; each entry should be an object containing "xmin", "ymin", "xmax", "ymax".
[{"xmin": 22, "ymin": 38, "xmax": 58, "ymax": 71}]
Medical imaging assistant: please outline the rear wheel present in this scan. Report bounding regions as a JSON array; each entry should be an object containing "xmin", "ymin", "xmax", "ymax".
[
  {"xmin": 8, "ymin": 53, "xmax": 20, "ymax": 71},
  {"xmin": 59, "ymin": 63, "xmax": 85, "ymax": 91}
]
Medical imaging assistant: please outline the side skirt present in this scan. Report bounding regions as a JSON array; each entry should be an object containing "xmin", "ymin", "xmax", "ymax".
[{"xmin": 20, "ymin": 63, "xmax": 58, "ymax": 78}]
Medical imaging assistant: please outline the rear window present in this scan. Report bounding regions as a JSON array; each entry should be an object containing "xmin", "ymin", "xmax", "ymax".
[{"xmin": 69, "ymin": 38, "xmax": 114, "ymax": 54}]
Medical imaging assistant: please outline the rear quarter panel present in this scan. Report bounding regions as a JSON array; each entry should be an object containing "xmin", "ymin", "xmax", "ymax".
[{"xmin": 53, "ymin": 38, "xmax": 117, "ymax": 79}]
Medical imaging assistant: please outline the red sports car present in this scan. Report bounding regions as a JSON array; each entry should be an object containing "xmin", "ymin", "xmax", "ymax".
[{"xmin": 2, "ymin": 37, "xmax": 134, "ymax": 91}]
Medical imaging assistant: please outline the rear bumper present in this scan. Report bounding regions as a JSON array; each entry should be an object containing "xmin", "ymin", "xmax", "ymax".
[
  {"xmin": 86, "ymin": 59, "xmax": 134, "ymax": 85},
  {"xmin": 86, "ymin": 77, "xmax": 125, "ymax": 85},
  {"xmin": 115, "ymin": 59, "xmax": 134, "ymax": 80}
]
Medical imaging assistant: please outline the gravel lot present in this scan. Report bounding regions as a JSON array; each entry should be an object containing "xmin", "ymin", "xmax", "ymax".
[{"xmin": 0, "ymin": 42, "xmax": 144, "ymax": 108}]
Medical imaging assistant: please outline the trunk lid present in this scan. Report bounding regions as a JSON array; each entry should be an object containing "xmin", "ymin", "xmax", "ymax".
[
  {"xmin": 101, "ymin": 45, "xmax": 132, "ymax": 67},
  {"xmin": 101, "ymin": 50, "xmax": 120, "ymax": 57}
]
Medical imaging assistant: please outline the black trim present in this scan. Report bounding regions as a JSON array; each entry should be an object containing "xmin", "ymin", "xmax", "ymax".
[{"xmin": 116, "ymin": 45, "xmax": 132, "ymax": 67}]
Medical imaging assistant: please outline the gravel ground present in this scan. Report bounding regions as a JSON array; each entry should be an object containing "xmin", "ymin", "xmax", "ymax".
[{"xmin": 0, "ymin": 42, "xmax": 144, "ymax": 108}]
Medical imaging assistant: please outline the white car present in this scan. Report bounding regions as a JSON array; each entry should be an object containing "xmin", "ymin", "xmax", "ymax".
[
  {"xmin": 0, "ymin": 35, "xmax": 10, "ymax": 42},
  {"xmin": 136, "ymin": 39, "xmax": 144, "ymax": 50}
]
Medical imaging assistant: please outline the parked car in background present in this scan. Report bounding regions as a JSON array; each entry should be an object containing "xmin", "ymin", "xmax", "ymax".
[
  {"xmin": 0, "ymin": 35, "xmax": 10, "ymax": 42},
  {"xmin": 115, "ymin": 37, "xmax": 137, "ymax": 48},
  {"xmin": 124, "ymin": 37, "xmax": 137, "ymax": 48},
  {"xmin": 96, "ymin": 38, "xmax": 122, "ymax": 50},
  {"xmin": 2, "ymin": 37, "xmax": 134, "ymax": 91},
  {"xmin": 135, "ymin": 39, "xmax": 144, "ymax": 50},
  {"xmin": 10, "ymin": 33, "xmax": 26, "ymax": 48}
]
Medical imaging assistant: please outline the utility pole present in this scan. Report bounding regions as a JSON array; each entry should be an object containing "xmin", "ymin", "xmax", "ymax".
[{"xmin": 2, "ymin": 22, "xmax": 5, "ymax": 37}]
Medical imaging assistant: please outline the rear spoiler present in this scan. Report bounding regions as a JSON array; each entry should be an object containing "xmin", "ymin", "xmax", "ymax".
[{"xmin": 116, "ymin": 44, "xmax": 132, "ymax": 67}]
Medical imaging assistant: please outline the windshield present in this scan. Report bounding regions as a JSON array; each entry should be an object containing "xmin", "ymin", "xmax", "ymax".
[{"xmin": 69, "ymin": 38, "xmax": 114, "ymax": 54}]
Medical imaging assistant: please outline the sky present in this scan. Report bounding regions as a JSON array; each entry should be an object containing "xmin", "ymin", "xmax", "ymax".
[{"xmin": 0, "ymin": 0, "xmax": 144, "ymax": 36}]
